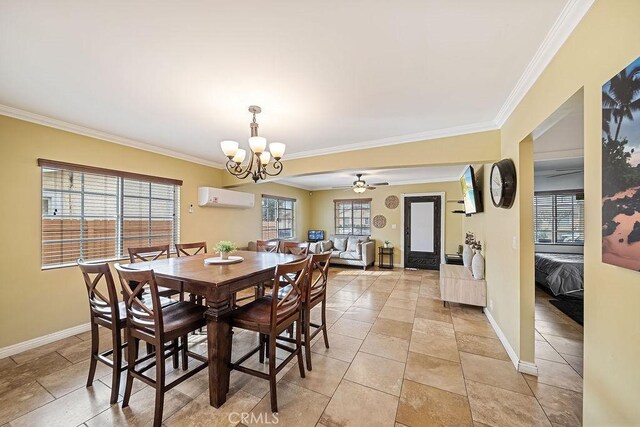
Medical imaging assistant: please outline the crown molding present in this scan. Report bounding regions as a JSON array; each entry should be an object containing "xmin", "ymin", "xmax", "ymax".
[
  {"xmin": 493, "ymin": 0, "xmax": 595, "ymax": 127},
  {"xmin": 284, "ymin": 120, "xmax": 498, "ymax": 161},
  {"xmin": 0, "ymin": 104, "xmax": 225, "ymax": 169}
]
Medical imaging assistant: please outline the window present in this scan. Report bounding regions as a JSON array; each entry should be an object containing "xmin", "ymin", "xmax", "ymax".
[
  {"xmin": 262, "ymin": 195, "xmax": 295, "ymax": 240},
  {"xmin": 335, "ymin": 199, "xmax": 371, "ymax": 235},
  {"xmin": 534, "ymin": 192, "xmax": 584, "ymax": 244},
  {"xmin": 39, "ymin": 159, "xmax": 181, "ymax": 268}
]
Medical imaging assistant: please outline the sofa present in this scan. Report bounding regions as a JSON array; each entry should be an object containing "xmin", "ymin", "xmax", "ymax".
[{"xmin": 310, "ymin": 235, "xmax": 375, "ymax": 270}]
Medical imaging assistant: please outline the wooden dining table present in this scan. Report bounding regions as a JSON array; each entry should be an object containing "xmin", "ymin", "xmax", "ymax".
[{"xmin": 124, "ymin": 249, "xmax": 303, "ymax": 407}]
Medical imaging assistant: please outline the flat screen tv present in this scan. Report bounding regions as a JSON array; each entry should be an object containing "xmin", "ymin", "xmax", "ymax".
[
  {"xmin": 308, "ymin": 230, "xmax": 325, "ymax": 242},
  {"xmin": 460, "ymin": 165, "xmax": 483, "ymax": 214}
]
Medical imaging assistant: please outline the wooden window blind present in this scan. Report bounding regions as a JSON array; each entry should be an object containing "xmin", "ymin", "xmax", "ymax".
[
  {"xmin": 261, "ymin": 195, "xmax": 295, "ymax": 240},
  {"xmin": 534, "ymin": 192, "xmax": 584, "ymax": 245},
  {"xmin": 334, "ymin": 198, "xmax": 371, "ymax": 235},
  {"xmin": 40, "ymin": 160, "xmax": 180, "ymax": 268}
]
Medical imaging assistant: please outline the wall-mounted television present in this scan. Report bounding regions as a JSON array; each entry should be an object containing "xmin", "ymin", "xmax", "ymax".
[
  {"xmin": 460, "ymin": 165, "xmax": 483, "ymax": 214},
  {"xmin": 308, "ymin": 230, "xmax": 325, "ymax": 242}
]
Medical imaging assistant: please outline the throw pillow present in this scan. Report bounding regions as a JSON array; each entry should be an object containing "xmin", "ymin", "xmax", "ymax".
[
  {"xmin": 346, "ymin": 236, "xmax": 362, "ymax": 252},
  {"xmin": 356, "ymin": 242, "xmax": 363, "ymax": 256},
  {"xmin": 321, "ymin": 240, "xmax": 333, "ymax": 252},
  {"xmin": 334, "ymin": 237, "xmax": 348, "ymax": 252}
]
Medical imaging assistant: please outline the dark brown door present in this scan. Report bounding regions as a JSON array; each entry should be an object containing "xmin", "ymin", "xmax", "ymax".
[{"xmin": 404, "ymin": 195, "xmax": 441, "ymax": 270}]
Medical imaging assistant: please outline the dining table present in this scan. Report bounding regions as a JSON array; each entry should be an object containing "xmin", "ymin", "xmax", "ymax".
[{"xmin": 124, "ymin": 249, "xmax": 304, "ymax": 407}]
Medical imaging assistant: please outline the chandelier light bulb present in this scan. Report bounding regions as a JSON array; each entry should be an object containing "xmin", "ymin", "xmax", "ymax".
[
  {"xmin": 269, "ymin": 142, "xmax": 286, "ymax": 159},
  {"xmin": 220, "ymin": 140, "xmax": 239, "ymax": 158},
  {"xmin": 248, "ymin": 136, "xmax": 267, "ymax": 154}
]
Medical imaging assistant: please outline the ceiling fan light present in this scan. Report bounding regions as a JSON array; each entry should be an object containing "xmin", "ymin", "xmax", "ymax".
[
  {"xmin": 220, "ymin": 140, "xmax": 239, "ymax": 158},
  {"xmin": 353, "ymin": 186, "xmax": 367, "ymax": 193},
  {"xmin": 232, "ymin": 148, "xmax": 246, "ymax": 164},
  {"xmin": 248, "ymin": 136, "xmax": 267, "ymax": 154},
  {"xmin": 269, "ymin": 142, "xmax": 285, "ymax": 159}
]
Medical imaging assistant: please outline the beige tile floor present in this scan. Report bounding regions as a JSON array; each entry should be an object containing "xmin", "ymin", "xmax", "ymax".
[{"xmin": 0, "ymin": 268, "xmax": 584, "ymax": 426}]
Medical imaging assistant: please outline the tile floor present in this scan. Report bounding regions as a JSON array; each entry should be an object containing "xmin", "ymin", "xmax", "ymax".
[{"xmin": 0, "ymin": 268, "xmax": 584, "ymax": 426}]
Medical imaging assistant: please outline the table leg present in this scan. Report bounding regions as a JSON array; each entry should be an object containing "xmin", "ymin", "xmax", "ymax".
[{"xmin": 205, "ymin": 299, "xmax": 233, "ymax": 408}]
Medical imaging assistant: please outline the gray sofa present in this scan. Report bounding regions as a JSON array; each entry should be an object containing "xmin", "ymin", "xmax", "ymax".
[{"xmin": 310, "ymin": 235, "xmax": 375, "ymax": 270}]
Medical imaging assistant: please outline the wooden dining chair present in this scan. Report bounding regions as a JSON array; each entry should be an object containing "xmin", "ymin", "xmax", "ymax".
[
  {"xmin": 78, "ymin": 260, "xmax": 128, "ymax": 405},
  {"xmin": 229, "ymin": 257, "xmax": 310, "ymax": 412},
  {"xmin": 114, "ymin": 264, "xmax": 208, "ymax": 427},
  {"xmin": 127, "ymin": 244, "xmax": 183, "ymax": 301},
  {"xmin": 175, "ymin": 241, "xmax": 207, "ymax": 257},
  {"xmin": 256, "ymin": 240, "xmax": 280, "ymax": 253},
  {"xmin": 275, "ymin": 251, "xmax": 331, "ymax": 370},
  {"xmin": 279, "ymin": 241, "xmax": 310, "ymax": 256}
]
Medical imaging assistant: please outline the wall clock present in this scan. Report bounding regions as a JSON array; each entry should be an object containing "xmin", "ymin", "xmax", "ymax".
[{"xmin": 490, "ymin": 159, "xmax": 517, "ymax": 209}]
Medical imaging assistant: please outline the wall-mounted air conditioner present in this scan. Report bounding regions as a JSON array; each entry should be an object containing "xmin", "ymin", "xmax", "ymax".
[{"xmin": 198, "ymin": 187, "xmax": 255, "ymax": 209}]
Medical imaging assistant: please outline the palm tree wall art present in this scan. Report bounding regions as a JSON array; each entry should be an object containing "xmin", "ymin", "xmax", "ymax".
[{"xmin": 602, "ymin": 55, "xmax": 640, "ymax": 272}]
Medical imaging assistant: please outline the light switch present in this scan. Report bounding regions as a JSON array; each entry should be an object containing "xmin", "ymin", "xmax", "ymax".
[
  {"xmin": 391, "ymin": 224, "xmax": 397, "ymax": 229},
  {"xmin": 512, "ymin": 236, "xmax": 517, "ymax": 249}
]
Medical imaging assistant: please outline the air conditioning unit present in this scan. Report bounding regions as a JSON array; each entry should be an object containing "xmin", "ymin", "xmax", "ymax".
[{"xmin": 198, "ymin": 187, "xmax": 255, "ymax": 209}]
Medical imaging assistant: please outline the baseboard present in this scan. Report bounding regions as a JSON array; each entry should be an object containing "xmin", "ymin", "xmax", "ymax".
[
  {"xmin": 483, "ymin": 309, "xmax": 538, "ymax": 376},
  {"xmin": 0, "ymin": 322, "xmax": 91, "ymax": 359}
]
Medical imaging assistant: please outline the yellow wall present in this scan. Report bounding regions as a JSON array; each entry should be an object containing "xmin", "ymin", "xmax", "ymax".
[
  {"xmin": 310, "ymin": 181, "xmax": 464, "ymax": 263},
  {"xmin": 485, "ymin": 1, "xmax": 640, "ymax": 423},
  {"xmin": 0, "ymin": 115, "xmax": 310, "ymax": 348}
]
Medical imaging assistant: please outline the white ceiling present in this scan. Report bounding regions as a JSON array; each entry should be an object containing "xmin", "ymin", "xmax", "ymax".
[
  {"xmin": 0, "ymin": 1, "xmax": 588, "ymax": 166},
  {"xmin": 275, "ymin": 165, "xmax": 466, "ymax": 191}
]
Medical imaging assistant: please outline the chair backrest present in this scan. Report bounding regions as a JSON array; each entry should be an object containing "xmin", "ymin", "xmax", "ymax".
[
  {"xmin": 175, "ymin": 241, "xmax": 207, "ymax": 257},
  {"xmin": 271, "ymin": 257, "xmax": 311, "ymax": 326},
  {"xmin": 114, "ymin": 264, "xmax": 163, "ymax": 340},
  {"xmin": 77, "ymin": 260, "xmax": 121, "ymax": 326},
  {"xmin": 256, "ymin": 240, "xmax": 279, "ymax": 253},
  {"xmin": 127, "ymin": 244, "xmax": 170, "ymax": 263},
  {"xmin": 307, "ymin": 252, "xmax": 331, "ymax": 303},
  {"xmin": 279, "ymin": 241, "xmax": 310, "ymax": 256}
]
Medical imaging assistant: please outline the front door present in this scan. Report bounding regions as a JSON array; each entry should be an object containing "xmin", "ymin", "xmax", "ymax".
[{"xmin": 404, "ymin": 195, "xmax": 441, "ymax": 270}]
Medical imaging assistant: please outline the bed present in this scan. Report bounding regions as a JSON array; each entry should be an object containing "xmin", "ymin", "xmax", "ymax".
[{"xmin": 534, "ymin": 253, "xmax": 584, "ymax": 296}]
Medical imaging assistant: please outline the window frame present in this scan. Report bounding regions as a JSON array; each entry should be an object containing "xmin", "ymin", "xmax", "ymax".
[
  {"xmin": 39, "ymin": 159, "xmax": 181, "ymax": 269},
  {"xmin": 261, "ymin": 194, "xmax": 296, "ymax": 240},
  {"xmin": 334, "ymin": 198, "xmax": 372, "ymax": 236},
  {"xmin": 533, "ymin": 190, "xmax": 584, "ymax": 246}
]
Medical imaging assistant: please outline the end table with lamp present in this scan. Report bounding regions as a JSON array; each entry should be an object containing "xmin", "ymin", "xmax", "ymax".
[{"xmin": 378, "ymin": 247, "xmax": 394, "ymax": 269}]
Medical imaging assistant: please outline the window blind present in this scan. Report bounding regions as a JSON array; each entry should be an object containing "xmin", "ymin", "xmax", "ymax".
[
  {"xmin": 334, "ymin": 199, "xmax": 371, "ymax": 235},
  {"xmin": 533, "ymin": 192, "xmax": 584, "ymax": 245},
  {"xmin": 41, "ymin": 162, "xmax": 180, "ymax": 268}
]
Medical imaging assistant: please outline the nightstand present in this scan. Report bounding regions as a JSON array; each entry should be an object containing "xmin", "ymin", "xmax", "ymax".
[{"xmin": 378, "ymin": 247, "xmax": 394, "ymax": 269}]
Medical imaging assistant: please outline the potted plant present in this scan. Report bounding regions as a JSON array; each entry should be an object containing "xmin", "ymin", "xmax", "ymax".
[
  {"xmin": 471, "ymin": 240, "xmax": 485, "ymax": 280},
  {"xmin": 215, "ymin": 240, "xmax": 236, "ymax": 260},
  {"xmin": 463, "ymin": 232, "xmax": 475, "ymax": 267},
  {"xmin": 384, "ymin": 240, "xmax": 391, "ymax": 248}
]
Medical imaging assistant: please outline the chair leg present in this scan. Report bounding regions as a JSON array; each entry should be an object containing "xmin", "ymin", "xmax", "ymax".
[
  {"xmin": 153, "ymin": 344, "xmax": 166, "ymax": 427},
  {"xmin": 321, "ymin": 299, "xmax": 330, "ymax": 349},
  {"xmin": 259, "ymin": 333, "xmax": 265, "ymax": 363},
  {"xmin": 181, "ymin": 335, "xmax": 188, "ymax": 370},
  {"xmin": 296, "ymin": 318, "xmax": 306, "ymax": 379},
  {"xmin": 122, "ymin": 333, "xmax": 136, "ymax": 408},
  {"xmin": 268, "ymin": 335, "xmax": 278, "ymax": 413},
  {"xmin": 86, "ymin": 323, "xmax": 99, "ymax": 387},
  {"xmin": 304, "ymin": 310, "xmax": 313, "ymax": 371},
  {"xmin": 172, "ymin": 339, "xmax": 179, "ymax": 369},
  {"xmin": 110, "ymin": 329, "xmax": 122, "ymax": 404}
]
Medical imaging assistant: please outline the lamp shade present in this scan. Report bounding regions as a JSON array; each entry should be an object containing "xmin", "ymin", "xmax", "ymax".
[
  {"xmin": 259, "ymin": 151, "xmax": 271, "ymax": 165},
  {"xmin": 248, "ymin": 136, "xmax": 267, "ymax": 154},
  {"xmin": 353, "ymin": 187, "xmax": 367, "ymax": 193},
  {"xmin": 269, "ymin": 142, "xmax": 286, "ymax": 159},
  {"xmin": 232, "ymin": 148, "xmax": 246, "ymax": 164},
  {"xmin": 220, "ymin": 140, "xmax": 239, "ymax": 157}
]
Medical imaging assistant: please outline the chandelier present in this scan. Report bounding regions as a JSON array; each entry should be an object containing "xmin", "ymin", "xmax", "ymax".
[{"xmin": 220, "ymin": 106, "xmax": 286, "ymax": 182}]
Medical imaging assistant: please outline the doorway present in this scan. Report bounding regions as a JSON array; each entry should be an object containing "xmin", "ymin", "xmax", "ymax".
[{"xmin": 403, "ymin": 194, "xmax": 442, "ymax": 269}]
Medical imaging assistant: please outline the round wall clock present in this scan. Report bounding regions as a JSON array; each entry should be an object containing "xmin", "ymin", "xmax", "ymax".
[{"xmin": 490, "ymin": 159, "xmax": 517, "ymax": 209}]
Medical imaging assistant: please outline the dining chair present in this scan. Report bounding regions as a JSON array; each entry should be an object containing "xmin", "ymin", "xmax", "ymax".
[
  {"xmin": 175, "ymin": 241, "xmax": 207, "ymax": 257},
  {"xmin": 127, "ymin": 244, "xmax": 183, "ymax": 301},
  {"xmin": 114, "ymin": 264, "xmax": 208, "ymax": 427},
  {"xmin": 77, "ymin": 260, "xmax": 128, "ymax": 405},
  {"xmin": 229, "ymin": 257, "xmax": 310, "ymax": 412},
  {"xmin": 279, "ymin": 241, "xmax": 310, "ymax": 256},
  {"xmin": 275, "ymin": 251, "xmax": 331, "ymax": 370},
  {"xmin": 256, "ymin": 240, "xmax": 280, "ymax": 253}
]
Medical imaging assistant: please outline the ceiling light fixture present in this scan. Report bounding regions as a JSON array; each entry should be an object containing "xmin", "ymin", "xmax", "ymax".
[{"xmin": 220, "ymin": 106, "xmax": 285, "ymax": 182}]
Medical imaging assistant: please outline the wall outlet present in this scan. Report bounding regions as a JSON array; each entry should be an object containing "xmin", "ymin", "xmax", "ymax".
[
  {"xmin": 512, "ymin": 236, "xmax": 517, "ymax": 249},
  {"xmin": 189, "ymin": 204, "xmax": 194, "ymax": 214},
  {"xmin": 391, "ymin": 224, "xmax": 397, "ymax": 229}
]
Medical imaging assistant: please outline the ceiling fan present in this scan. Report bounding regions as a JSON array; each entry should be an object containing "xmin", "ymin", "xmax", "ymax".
[
  {"xmin": 546, "ymin": 168, "xmax": 583, "ymax": 178},
  {"xmin": 332, "ymin": 173, "xmax": 389, "ymax": 193}
]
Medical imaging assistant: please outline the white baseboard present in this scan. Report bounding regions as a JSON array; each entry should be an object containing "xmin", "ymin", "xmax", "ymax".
[
  {"xmin": 0, "ymin": 322, "xmax": 91, "ymax": 359},
  {"xmin": 483, "ymin": 309, "xmax": 538, "ymax": 376}
]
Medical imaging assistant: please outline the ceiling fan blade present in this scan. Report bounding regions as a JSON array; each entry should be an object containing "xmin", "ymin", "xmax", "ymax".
[
  {"xmin": 372, "ymin": 182, "xmax": 389, "ymax": 186},
  {"xmin": 547, "ymin": 171, "xmax": 582, "ymax": 178},
  {"xmin": 553, "ymin": 168, "xmax": 583, "ymax": 172},
  {"xmin": 331, "ymin": 186, "xmax": 353, "ymax": 189},
  {"xmin": 366, "ymin": 186, "xmax": 377, "ymax": 190}
]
